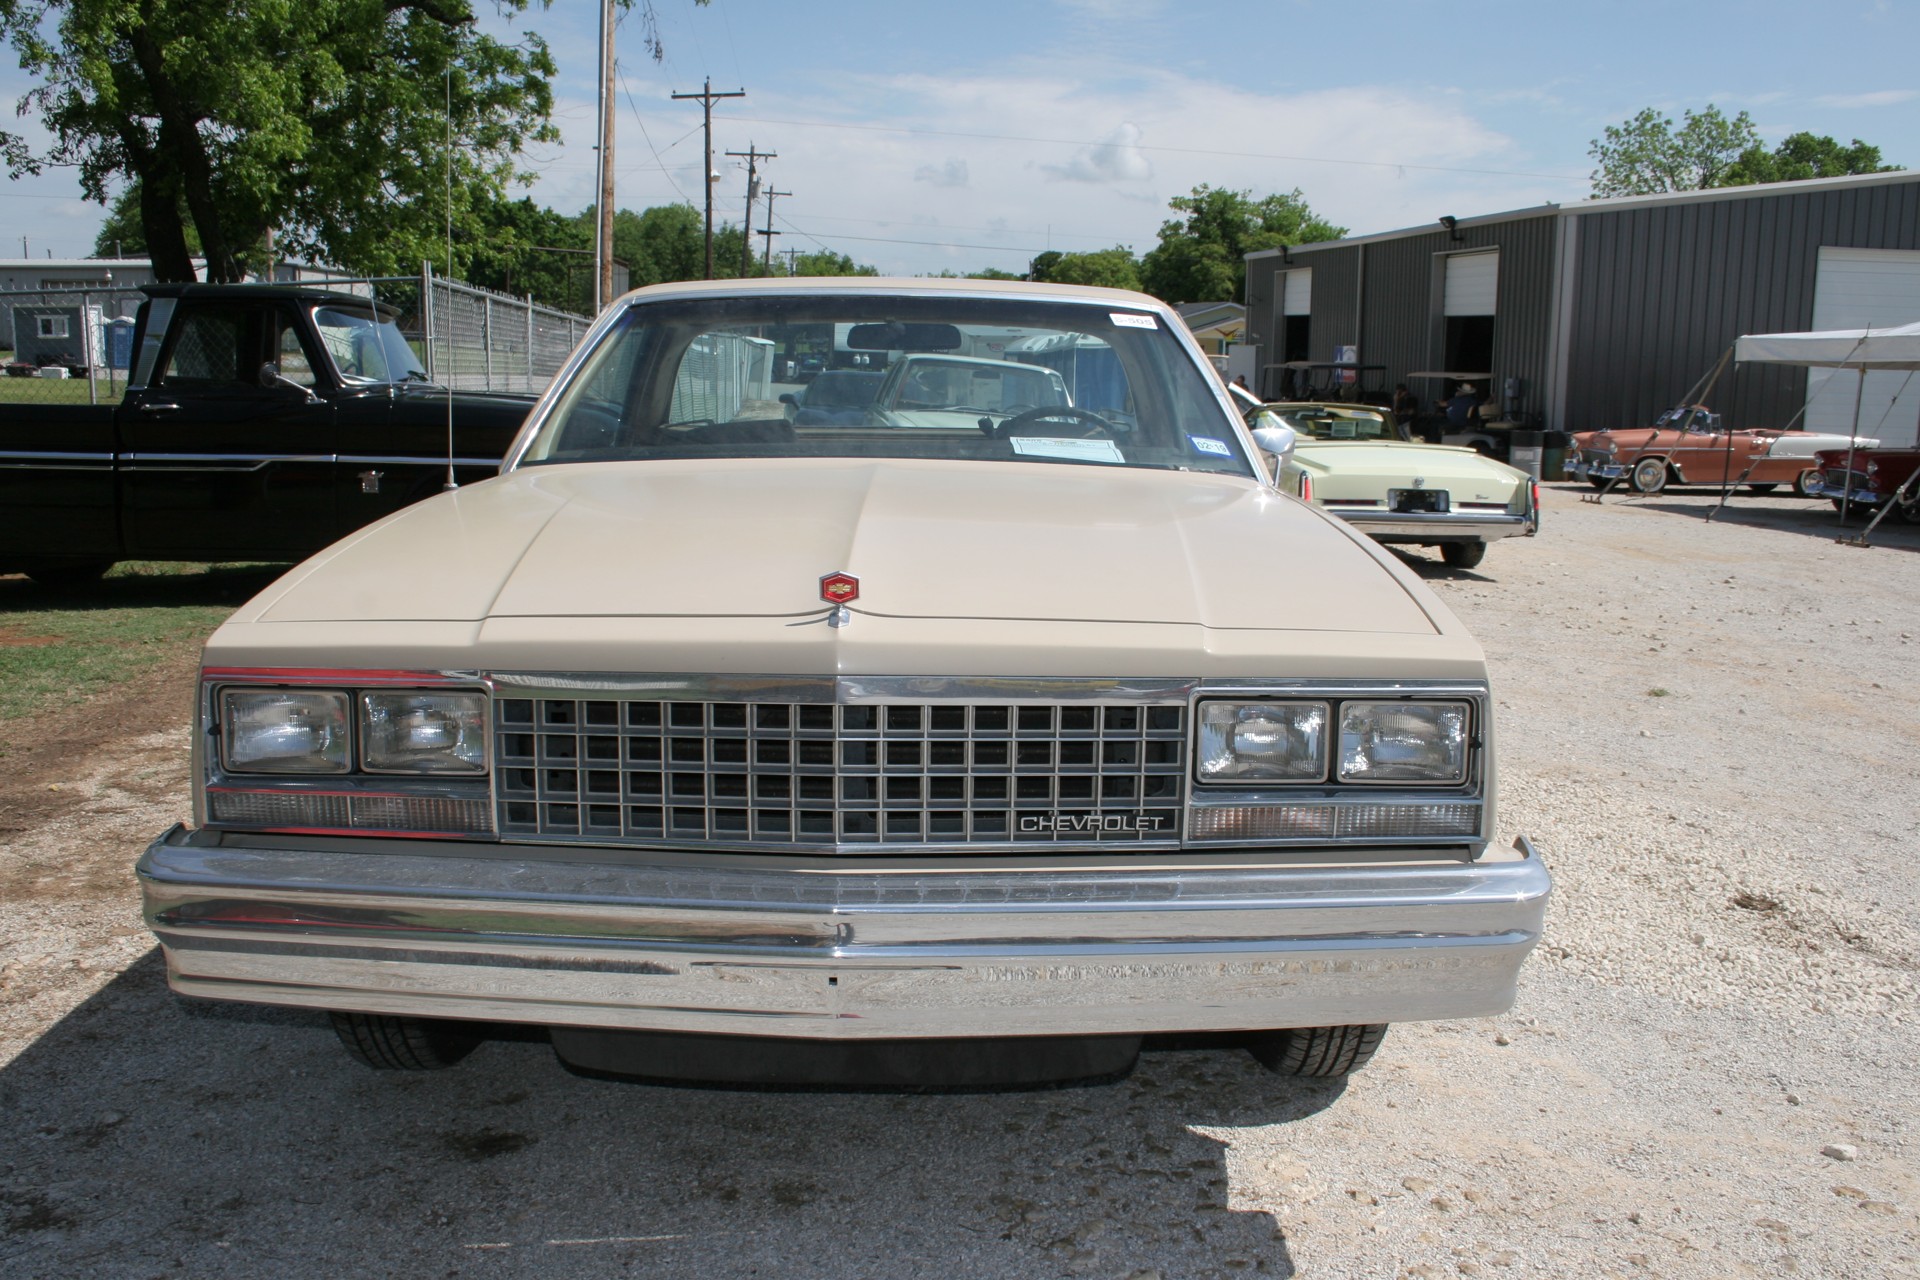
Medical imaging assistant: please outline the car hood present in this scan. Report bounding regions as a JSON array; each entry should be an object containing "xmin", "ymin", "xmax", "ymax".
[{"xmin": 243, "ymin": 458, "xmax": 1440, "ymax": 635}]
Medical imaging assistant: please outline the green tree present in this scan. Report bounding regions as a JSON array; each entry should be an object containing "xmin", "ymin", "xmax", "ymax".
[
  {"xmin": 1138, "ymin": 185, "xmax": 1344, "ymax": 305},
  {"xmin": 2, "ymin": 0, "xmax": 562, "ymax": 282},
  {"xmin": 613, "ymin": 203, "xmax": 706, "ymax": 288},
  {"xmin": 1043, "ymin": 246, "xmax": 1141, "ymax": 291},
  {"xmin": 966, "ymin": 267, "xmax": 1022, "ymax": 281},
  {"xmin": 463, "ymin": 196, "xmax": 591, "ymax": 311},
  {"xmin": 1723, "ymin": 132, "xmax": 1900, "ymax": 185},
  {"xmin": 1587, "ymin": 105, "xmax": 1760, "ymax": 196},
  {"xmin": 790, "ymin": 249, "xmax": 878, "ymax": 277},
  {"xmin": 1026, "ymin": 250, "xmax": 1063, "ymax": 283},
  {"xmin": 91, "ymin": 181, "xmax": 200, "ymax": 258}
]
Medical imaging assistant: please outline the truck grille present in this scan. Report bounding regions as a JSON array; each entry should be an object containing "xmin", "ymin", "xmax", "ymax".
[{"xmin": 494, "ymin": 696, "xmax": 1188, "ymax": 851}]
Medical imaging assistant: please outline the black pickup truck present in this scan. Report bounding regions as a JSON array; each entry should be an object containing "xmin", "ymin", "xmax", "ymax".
[{"xmin": 0, "ymin": 284, "xmax": 538, "ymax": 586}]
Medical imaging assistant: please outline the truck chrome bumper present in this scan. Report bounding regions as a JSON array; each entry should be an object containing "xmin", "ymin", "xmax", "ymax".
[
  {"xmin": 1333, "ymin": 509, "xmax": 1535, "ymax": 543},
  {"xmin": 138, "ymin": 825, "xmax": 1551, "ymax": 1039}
]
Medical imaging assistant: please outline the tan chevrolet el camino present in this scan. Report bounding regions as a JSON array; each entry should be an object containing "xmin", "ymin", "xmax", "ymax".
[{"xmin": 138, "ymin": 278, "xmax": 1549, "ymax": 1087}]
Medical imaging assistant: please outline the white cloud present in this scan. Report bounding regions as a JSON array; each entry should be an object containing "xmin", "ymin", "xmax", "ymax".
[
  {"xmin": 1813, "ymin": 89, "xmax": 1919, "ymax": 108},
  {"xmin": 914, "ymin": 158, "xmax": 970, "ymax": 188},
  {"xmin": 1042, "ymin": 122, "xmax": 1154, "ymax": 184}
]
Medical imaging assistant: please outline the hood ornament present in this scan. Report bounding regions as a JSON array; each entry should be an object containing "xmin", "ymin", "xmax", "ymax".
[{"xmin": 820, "ymin": 571, "xmax": 858, "ymax": 629}]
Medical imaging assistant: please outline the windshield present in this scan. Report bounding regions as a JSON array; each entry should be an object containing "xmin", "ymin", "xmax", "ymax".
[
  {"xmin": 312, "ymin": 306, "xmax": 428, "ymax": 384},
  {"xmin": 517, "ymin": 293, "xmax": 1255, "ymax": 477},
  {"xmin": 1277, "ymin": 406, "xmax": 1404, "ymax": 441}
]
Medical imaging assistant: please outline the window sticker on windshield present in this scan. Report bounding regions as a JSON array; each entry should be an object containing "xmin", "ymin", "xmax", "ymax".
[
  {"xmin": 1109, "ymin": 313, "xmax": 1157, "ymax": 330},
  {"xmin": 1330, "ymin": 421, "xmax": 1357, "ymax": 439},
  {"xmin": 1010, "ymin": 437, "xmax": 1127, "ymax": 464},
  {"xmin": 1188, "ymin": 436, "xmax": 1232, "ymax": 457}
]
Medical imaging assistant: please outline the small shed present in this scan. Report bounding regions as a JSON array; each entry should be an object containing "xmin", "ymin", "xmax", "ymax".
[{"xmin": 9, "ymin": 302, "xmax": 106, "ymax": 370}]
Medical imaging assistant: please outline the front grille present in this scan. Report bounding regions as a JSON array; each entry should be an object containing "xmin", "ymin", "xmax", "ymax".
[
  {"xmin": 494, "ymin": 697, "xmax": 1187, "ymax": 851},
  {"xmin": 1824, "ymin": 468, "xmax": 1871, "ymax": 491}
]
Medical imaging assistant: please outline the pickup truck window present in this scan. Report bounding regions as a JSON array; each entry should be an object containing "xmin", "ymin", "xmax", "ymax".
[
  {"xmin": 314, "ymin": 307, "xmax": 427, "ymax": 384},
  {"xmin": 273, "ymin": 312, "xmax": 319, "ymax": 388},
  {"xmin": 158, "ymin": 308, "xmax": 248, "ymax": 388}
]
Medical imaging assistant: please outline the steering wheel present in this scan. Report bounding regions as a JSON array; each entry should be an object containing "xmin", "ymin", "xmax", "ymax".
[{"xmin": 997, "ymin": 406, "xmax": 1114, "ymax": 439}]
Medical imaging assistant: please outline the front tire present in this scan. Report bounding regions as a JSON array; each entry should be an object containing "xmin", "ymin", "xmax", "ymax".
[
  {"xmin": 1629, "ymin": 458, "xmax": 1669, "ymax": 494},
  {"xmin": 330, "ymin": 1012, "xmax": 483, "ymax": 1071},
  {"xmin": 1794, "ymin": 468, "xmax": 1822, "ymax": 498},
  {"xmin": 1247, "ymin": 1024, "xmax": 1388, "ymax": 1077},
  {"xmin": 1440, "ymin": 541, "xmax": 1488, "ymax": 569}
]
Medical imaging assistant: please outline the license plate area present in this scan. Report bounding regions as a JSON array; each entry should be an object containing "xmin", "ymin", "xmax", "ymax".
[{"xmin": 1388, "ymin": 488, "xmax": 1450, "ymax": 514}]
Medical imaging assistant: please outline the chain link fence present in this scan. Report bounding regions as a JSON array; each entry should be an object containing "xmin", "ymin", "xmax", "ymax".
[{"xmin": 0, "ymin": 266, "xmax": 592, "ymax": 406}]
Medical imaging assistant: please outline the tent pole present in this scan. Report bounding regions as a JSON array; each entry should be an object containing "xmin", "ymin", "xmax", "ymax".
[{"xmin": 1840, "ymin": 365, "xmax": 1865, "ymax": 523}]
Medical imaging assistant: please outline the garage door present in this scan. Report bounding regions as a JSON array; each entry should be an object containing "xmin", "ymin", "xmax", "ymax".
[
  {"xmin": 1808, "ymin": 247, "xmax": 1920, "ymax": 447},
  {"xmin": 1443, "ymin": 252, "xmax": 1498, "ymax": 316},
  {"xmin": 1281, "ymin": 268, "xmax": 1312, "ymax": 316}
]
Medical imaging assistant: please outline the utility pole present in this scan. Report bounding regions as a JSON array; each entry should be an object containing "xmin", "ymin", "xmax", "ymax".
[
  {"xmin": 725, "ymin": 144, "xmax": 775, "ymax": 277},
  {"xmin": 782, "ymin": 246, "xmax": 802, "ymax": 276},
  {"xmin": 671, "ymin": 78, "xmax": 745, "ymax": 280},
  {"xmin": 594, "ymin": 0, "xmax": 617, "ymax": 312},
  {"xmin": 758, "ymin": 188, "xmax": 790, "ymax": 271}
]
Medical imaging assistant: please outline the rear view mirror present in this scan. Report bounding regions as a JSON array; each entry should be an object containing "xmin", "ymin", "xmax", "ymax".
[
  {"xmin": 258, "ymin": 362, "xmax": 279, "ymax": 389},
  {"xmin": 845, "ymin": 322, "xmax": 962, "ymax": 352}
]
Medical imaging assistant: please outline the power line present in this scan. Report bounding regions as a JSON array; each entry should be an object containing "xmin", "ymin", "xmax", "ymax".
[
  {"xmin": 724, "ymin": 142, "xmax": 775, "ymax": 277},
  {"xmin": 725, "ymin": 113, "xmax": 1588, "ymax": 183}
]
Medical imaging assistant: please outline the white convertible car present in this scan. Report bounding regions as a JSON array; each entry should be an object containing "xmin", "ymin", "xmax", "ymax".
[{"xmin": 1232, "ymin": 390, "xmax": 1538, "ymax": 569}]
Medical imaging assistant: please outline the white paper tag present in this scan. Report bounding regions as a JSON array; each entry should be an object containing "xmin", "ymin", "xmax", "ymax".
[
  {"xmin": 1010, "ymin": 437, "xmax": 1127, "ymax": 464},
  {"xmin": 1188, "ymin": 436, "xmax": 1232, "ymax": 457},
  {"xmin": 1109, "ymin": 312, "xmax": 1157, "ymax": 330}
]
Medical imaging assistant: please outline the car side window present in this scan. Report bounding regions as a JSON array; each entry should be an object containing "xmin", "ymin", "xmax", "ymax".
[
  {"xmin": 157, "ymin": 309, "xmax": 249, "ymax": 388},
  {"xmin": 273, "ymin": 311, "xmax": 319, "ymax": 388}
]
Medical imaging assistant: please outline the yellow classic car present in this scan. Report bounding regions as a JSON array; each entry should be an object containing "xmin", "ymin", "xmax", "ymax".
[{"xmin": 1231, "ymin": 390, "xmax": 1538, "ymax": 569}]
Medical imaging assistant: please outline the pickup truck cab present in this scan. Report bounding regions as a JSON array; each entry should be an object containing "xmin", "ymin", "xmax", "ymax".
[{"xmin": 0, "ymin": 284, "xmax": 534, "ymax": 584}]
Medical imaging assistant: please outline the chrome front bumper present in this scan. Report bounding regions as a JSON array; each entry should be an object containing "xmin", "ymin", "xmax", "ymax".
[
  {"xmin": 1332, "ymin": 509, "xmax": 1536, "ymax": 543},
  {"xmin": 139, "ymin": 825, "xmax": 1551, "ymax": 1039},
  {"xmin": 1803, "ymin": 478, "xmax": 1882, "ymax": 503},
  {"xmin": 1564, "ymin": 457, "xmax": 1625, "ymax": 481}
]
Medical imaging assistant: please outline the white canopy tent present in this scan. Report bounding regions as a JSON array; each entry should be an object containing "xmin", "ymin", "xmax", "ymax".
[
  {"xmin": 1733, "ymin": 321, "xmax": 1920, "ymax": 537},
  {"xmin": 1735, "ymin": 319, "xmax": 1920, "ymax": 371}
]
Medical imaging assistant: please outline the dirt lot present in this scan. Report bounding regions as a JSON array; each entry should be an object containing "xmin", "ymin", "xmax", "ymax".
[{"xmin": 2, "ymin": 486, "xmax": 1917, "ymax": 1279}]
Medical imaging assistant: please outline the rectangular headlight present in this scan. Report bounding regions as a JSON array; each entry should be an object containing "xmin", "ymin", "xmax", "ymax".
[
  {"xmin": 1337, "ymin": 701, "xmax": 1469, "ymax": 784},
  {"xmin": 1197, "ymin": 700, "xmax": 1328, "ymax": 784},
  {"xmin": 221, "ymin": 689, "xmax": 351, "ymax": 774},
  {"xmin": 360, "ymin": 691, "xmax": 488, "ymax": 774}
]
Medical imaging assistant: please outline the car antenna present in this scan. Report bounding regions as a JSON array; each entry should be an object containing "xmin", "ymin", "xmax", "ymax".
[{"xmin": 443, "ymin": 64, "xmax": 458, "ymax": 493}]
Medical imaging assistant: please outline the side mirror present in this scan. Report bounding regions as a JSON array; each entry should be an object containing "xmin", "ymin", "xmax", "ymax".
[
  {"xmin": 1251, "ymin": 420, "xmax": 1298, "ymax": 480},
  {"xmin": 778, "ymin": 393, "xmax": 797, "ymax": 406},
  {"xmin": 259, "ymin": 361, "xmax": 322, "ymax": 404}
]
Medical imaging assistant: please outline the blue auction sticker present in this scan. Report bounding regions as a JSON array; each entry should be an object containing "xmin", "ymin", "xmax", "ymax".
[{"xmin": 1188, "ymin": 436, "xmax": 1232, "ymax": 457}]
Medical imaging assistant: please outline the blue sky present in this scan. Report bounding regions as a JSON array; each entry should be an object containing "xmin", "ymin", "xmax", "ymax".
[{"xmin": 3, "ymin": 0, "xmax": 1917, "ymax": 276}]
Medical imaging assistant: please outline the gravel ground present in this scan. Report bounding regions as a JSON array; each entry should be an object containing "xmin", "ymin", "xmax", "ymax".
[{"xmin": 2, "ymin": 483, "xmax": 1917, "ymax": 1279}]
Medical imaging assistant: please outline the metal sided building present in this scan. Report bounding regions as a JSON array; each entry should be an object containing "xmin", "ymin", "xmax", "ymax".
[{"xmin": 1243, "ymin": 169, "xmax": 1920, "ymax": 447}]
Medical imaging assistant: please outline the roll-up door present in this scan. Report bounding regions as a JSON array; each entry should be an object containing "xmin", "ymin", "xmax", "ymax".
[
  {"xmin": 1807, "ymin": 247, "xmax": 1920, "ymax": 447},
  {"xmin": 1282, "ymin": 269, "xmax": 1312, "ymax": 315},
  {"xmin": 1443, "ymin": 252, "xmax": 1498, "ymax": 316}
]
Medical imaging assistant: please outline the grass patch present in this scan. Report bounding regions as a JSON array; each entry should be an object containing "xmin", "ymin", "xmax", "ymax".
[
  {"xmin": 1645, "ymin": 687, "xmax": 1671, "ymax": 698},
  {"xmin": 0, "ymin": 373, "xmax": 121, "ymax": 405},
  {"xmin": 0, "ymin": 561, "xmax": 289, "ymax": 721}
]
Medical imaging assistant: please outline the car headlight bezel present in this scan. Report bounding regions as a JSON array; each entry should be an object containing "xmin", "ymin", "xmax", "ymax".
[
  {"xmin": 359, "ymin": 690, "xmax": 490, "ymax": 775},
  {"xmin": 1196, "ymin": 699, "xmax": 1330, "ymax": 784},
  {"xmin": 1335, "ymin": 700, "xmax": 1472, "ymax": 786},
  {"xmin": 219, "ymin": 688, "xmax": 353, "ymax": 775}
]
